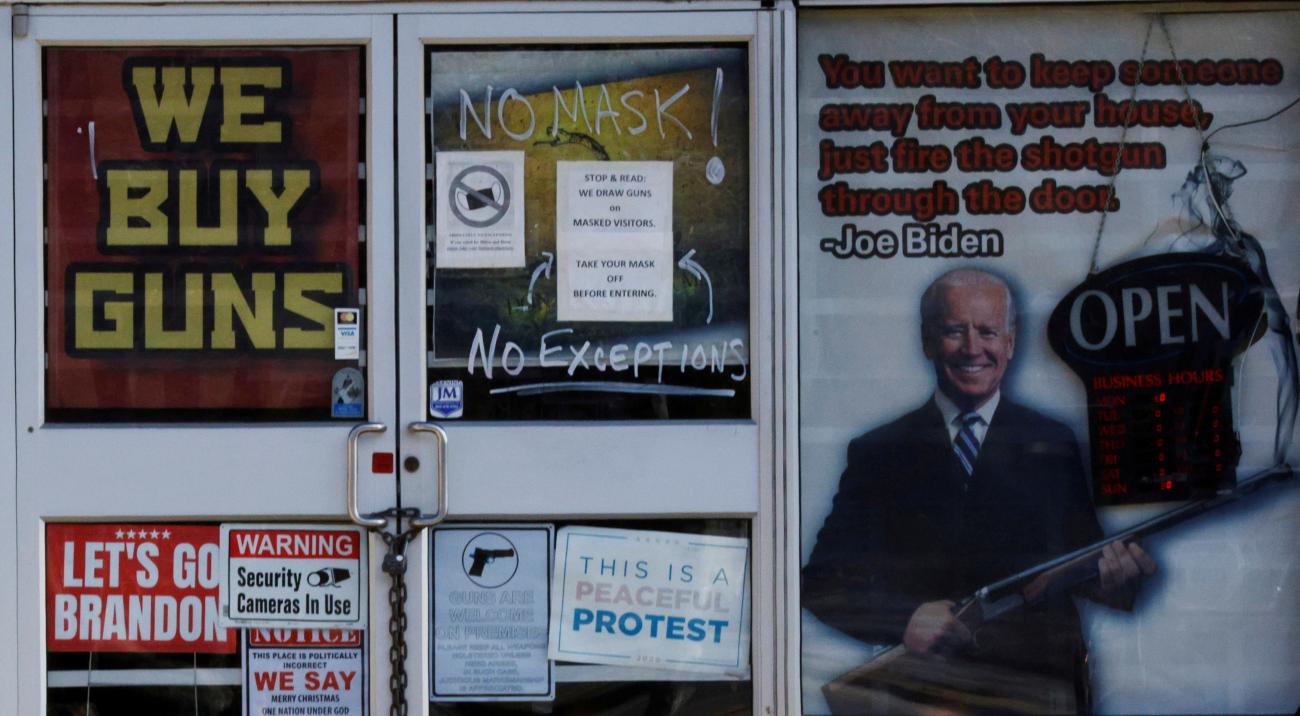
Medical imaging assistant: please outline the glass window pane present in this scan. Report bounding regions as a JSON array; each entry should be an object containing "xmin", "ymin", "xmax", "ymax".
[
  {"xmin": 426, "ymin": 45, "xmax": 751, "ymax": 421},
  {"xmin": 430, "ymin": 519, "xmax": 752, "ymax": 714},
  {"xmin": 44, "ymin": 47, "xmax": 366, "ymax": 422},
  {"xmin": 797, "ymin": 7, "xmax": 1300, "ymax": 715}
]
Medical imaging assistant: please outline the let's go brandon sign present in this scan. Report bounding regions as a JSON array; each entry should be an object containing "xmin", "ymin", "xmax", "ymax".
[
  {"xmin": 44, "ymin": 48, "xmax": 361, "ymax": 418},
  {"xmin": 46, "ymin": 524, "xmax": 234, "ymax": 653}
]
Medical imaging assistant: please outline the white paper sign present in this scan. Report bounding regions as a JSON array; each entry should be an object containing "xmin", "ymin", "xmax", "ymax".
[
  {"xmin": 431, "ymin": 525, "xmax": 555, "ymax": 701},
  {"xmin": 435, "ymin": 151, "xmax": 526, "ymax": 268},
  {"xmin": 219, "ymin": 524, "xmax": 368, "ymax": 629},
  {"xmin": 549, "ymin": 527, "xmax": 750, "ymax": 675},
  {"xmin": 333, "ymin": 308, "xmax": 360, "ymax": 360},
  {"xmin": 243, "ymin": 629, "xmax": 366, "ymax": 716},
  {"xmin": 556, "ymin": 161, "xmax": 674, "ymax": 322}
]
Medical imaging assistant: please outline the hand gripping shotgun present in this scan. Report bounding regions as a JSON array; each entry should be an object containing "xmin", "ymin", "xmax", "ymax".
[{"xmin": 822, "ymin": 463, "xmax": 1294, "ymax": 715}]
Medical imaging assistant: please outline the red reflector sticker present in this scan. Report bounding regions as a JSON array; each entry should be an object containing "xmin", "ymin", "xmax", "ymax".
[{"xmin": 372, "ymin": 452, "xmax": 395, "ymax": 474}]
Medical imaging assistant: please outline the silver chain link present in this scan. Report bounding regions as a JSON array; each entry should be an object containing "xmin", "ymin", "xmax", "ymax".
[
  {"xmin": 383, "ymin": 538, "xmax": 410, "ymax": 716},
  {"xmin": 375, "ymin": 511, "xmax": 423, "ymax": 716}
]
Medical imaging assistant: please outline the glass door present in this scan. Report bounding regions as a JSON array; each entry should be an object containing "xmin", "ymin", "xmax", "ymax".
[
  {"xmin": 13, "ymin": 8, "xmax": 397, "ymax": 713},
  {"xmin": 396, "ymin": 6, "xmax": 780, "ymax": 714},
  {"xmin": 12, "ymin": 4, "xmax": 787, "ymax": 714}
]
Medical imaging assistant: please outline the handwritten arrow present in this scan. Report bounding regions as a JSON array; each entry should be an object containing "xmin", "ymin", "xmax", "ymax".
[
  {"xmin": 677, "ymin": 249, "xmax": 714, "ymax": 324},
  {"xmin": 526, "ymin": 251, "xmax": 555, "ymax": 307}
]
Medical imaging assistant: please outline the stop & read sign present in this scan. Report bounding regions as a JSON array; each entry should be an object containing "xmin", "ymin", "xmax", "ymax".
[{"xmin": 219, "ymin": 524, "xmax": 369, "ymax": 629}]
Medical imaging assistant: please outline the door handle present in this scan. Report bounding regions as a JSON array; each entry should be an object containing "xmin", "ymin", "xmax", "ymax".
[
  {"xmin": 408, "ymin": 422, "xmax": 449, "ymax": 529},
  {"xmin": 347, "ymin": 422, "xmax": 389, "ymax": 529}
]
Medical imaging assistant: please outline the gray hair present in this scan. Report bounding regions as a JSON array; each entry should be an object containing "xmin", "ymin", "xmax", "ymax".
[{"xmin": 920, "ymin": 268, "xmax": 1016, "ymax": 336}]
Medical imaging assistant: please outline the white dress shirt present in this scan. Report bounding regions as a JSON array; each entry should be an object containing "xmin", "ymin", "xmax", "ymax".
[{"xmin": 934, "ymin": 389, "xmax": 1001, "ymax": 445}]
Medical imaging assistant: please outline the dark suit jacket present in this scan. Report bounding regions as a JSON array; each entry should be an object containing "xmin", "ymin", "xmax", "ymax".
[{"xmin": 803, "ymin": 398, "xmax": 1103, "ymax": 688}]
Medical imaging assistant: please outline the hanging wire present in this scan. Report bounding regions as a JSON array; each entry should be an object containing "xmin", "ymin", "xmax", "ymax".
[
  {"xmin": 1156, "ymin": 16, "xmax": 1236, "ymax": 246},
  {"xmin": 1205, "ymin": 96, "xmax": 1300, "ymax": 142},
  {"xmin": 192, "ymin": 651, "xmax": 200, "ymax": 716},
  {"xmin": 1158, "ymin": 14, "xmax": 1300, "ymax": 465},
  {"xmin": 1159, "ymin": 16, "xmax": 1211, "ymax": 146},
  {"xmin": 84, "ymin": 652, "xmax": 93, "ymax": 716},
  {"xmin": 1091, "ymin": 15, "xmax": 1300, "ymax": 268},
  {"xmin": 1088, "ymin": 16, "xmax": 1155, "ymax": 275},
  {"xmin": 1155, "ymin": 15, "xmax": 1300, "ymax": 243},
  {"xmin": 1160, "ymin": 16, "xmax": 1300, "ymax": 250}
]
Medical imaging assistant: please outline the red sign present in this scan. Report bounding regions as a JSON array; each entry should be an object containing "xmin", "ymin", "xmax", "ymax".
[
  {"xmin": 248, "ymin": 628, "xmax": 364, "ymax": 648},
  {"xmin": 228, "ymin": 528, "xmax": 361, "ymax": 559},
  {"xmin": 46, "ymin": 524, "xmax": 235, "ymax": 653},
  {"xmin": 44, "ymin": 48, "xmax": 362, "ymax": 417}
]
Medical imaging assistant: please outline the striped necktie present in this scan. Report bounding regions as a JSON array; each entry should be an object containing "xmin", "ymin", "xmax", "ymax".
[{"xmin": 953, "ymin": 412, "xmax": 984, "ymax": 476}]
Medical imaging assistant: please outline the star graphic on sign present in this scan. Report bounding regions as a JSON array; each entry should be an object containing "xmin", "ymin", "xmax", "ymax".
[
  {"xmin": 115, "ymin": 530, "xmax": 125, "ymax": 539},
  {"xmin": 127, "ymin": 530, "xmax": 137, "ymax": 539},
  {"xmin": 150, "ymin": 529, "xmax": 160, "ymax": 539},
  {"xmin": 161, "ymin": 530, "xmax": 171, "ymax": 540}
]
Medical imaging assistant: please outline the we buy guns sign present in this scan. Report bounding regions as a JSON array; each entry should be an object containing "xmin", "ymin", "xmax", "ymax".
[
  {"xmin": 46, "ymin": 524, "xmax": 233, "ymax": 653},
  {"xmin": 44, "ymin": 47, "xmax": 361, "ymax": 416}
]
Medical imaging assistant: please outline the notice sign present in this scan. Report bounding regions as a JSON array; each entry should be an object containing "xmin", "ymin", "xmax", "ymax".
[
  {"xmin": 549, "ymin": 527, "xmax": 750, "ymax": 675},
  {"xmin": 244, "ymin": 629, "xmax": 366, "ymax": 716},
  {"xmin": 45, "ymin": 523, "xmax": 233, "ymax": 653},
  {"xmin": 431, "ymin": 525, "xmax": 554, "ymax": 702},
  {"xmin": 220, "ymin": 524, "xmax": 368, "ymax": 629},
  {"xmin": 556, "ymin": 161, "xmax": 674, "ymax": 322},
  {"xmin": 435, "ymin": 151, "xmax": 526, "ymax": 269}
]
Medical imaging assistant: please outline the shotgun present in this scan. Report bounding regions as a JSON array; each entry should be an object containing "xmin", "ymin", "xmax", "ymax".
[
  {"xmin": 955, "ymin": 463, "xmax": 1291, "ymax": 628},
  {"xmin": 823, "ymin": 463, "xmax": 1294, "ymax": 714}
]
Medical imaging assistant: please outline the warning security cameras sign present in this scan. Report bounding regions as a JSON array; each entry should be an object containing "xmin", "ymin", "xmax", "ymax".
[{"xmin": 219, "ymin": 524, "xmax": 369, "ymax": 630}]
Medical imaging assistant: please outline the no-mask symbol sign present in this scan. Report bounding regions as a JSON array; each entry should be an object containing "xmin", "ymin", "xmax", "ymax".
[
  {"xmin": 449, "ymin": 165, "xmax": 511, "ymax": 228},
  {"xmin": 434, "ymin": 150, "xmax": 525, "ymax": 269}
]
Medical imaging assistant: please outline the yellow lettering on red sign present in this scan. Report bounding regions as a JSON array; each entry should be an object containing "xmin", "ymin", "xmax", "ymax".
[{"xmin": 68, "ymin": 269, "xmax": 346, "ymax": 353}]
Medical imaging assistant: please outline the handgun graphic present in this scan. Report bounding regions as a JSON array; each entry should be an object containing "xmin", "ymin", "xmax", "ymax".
[{"xmin": 467, "ymin": 548, "xmax": 515, "ymax": 577}]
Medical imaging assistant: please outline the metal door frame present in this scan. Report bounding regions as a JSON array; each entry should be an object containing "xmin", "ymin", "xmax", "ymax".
[
  {"xmin": 11, "ymin": 8, "xmax": 398, "ymax": 713},
  {"xmin": 396, "ymin": 5, "xmax": 784, "ymax": 713}
]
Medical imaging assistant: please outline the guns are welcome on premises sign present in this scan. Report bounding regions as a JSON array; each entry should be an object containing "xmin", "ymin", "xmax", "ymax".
[{"xmin": 430, "ymin": 525, "xmax": 555, "ymax": 702}]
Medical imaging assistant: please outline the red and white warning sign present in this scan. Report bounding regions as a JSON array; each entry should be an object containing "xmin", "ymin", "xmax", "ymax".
[
  {"xmin": 46, "ymin": 523, "xmax": 234, "ymax": 653},
  {"xmin": 244, "ymin": 629, "xmax": 367, "ymax": 716},
  {"xmin": 220, "ymin": 524, "xmax": 368, "ymax": 629}
]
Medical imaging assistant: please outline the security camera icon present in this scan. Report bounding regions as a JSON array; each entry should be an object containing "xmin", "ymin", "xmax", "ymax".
[{"xmin": 306, "ymin": 567, "xmax": 351, "ymax": 588}]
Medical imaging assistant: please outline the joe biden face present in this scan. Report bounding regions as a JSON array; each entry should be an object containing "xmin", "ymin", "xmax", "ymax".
[{"xmin": 923, "ymin": 283, "xmax": 1015, "ymax": 411}]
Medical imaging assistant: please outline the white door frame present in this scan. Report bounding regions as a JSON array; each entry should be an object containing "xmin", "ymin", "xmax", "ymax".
[
  {"xmin": 12, "ymin": 9, "xmax": 396, "ymax": 713},
  {"xmin": 10, "ymin": 3, "xmax": 792, "ymax": 714},
  {"xmin": 2, "ymin": 6, "xmax": 19, "ymax": 716},
  {"xmin": 396, "ymin": 5, "xmax": 779, "ymax": 713},
  {"xmin": 396, "ymin": 7, "xmax": 769, "ymax": 518}
]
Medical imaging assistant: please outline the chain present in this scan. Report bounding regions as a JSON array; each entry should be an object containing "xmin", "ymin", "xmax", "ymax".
[
  {"xmin": 371, "ymin": 507, "xmax": 424, "ymax": 716},
  {"xmin": 1087, "ymin": 15, "xmax": 1154, "ymax": 275}
]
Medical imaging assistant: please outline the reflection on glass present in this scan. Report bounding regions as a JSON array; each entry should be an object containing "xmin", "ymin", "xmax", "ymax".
[
  {"xmin": 426, "ymin": 46, "xmax": 751, "ymax": 420},
  {"xmin": 43, "ymin": 47, "xmax": 366, "ymax": 422}
]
